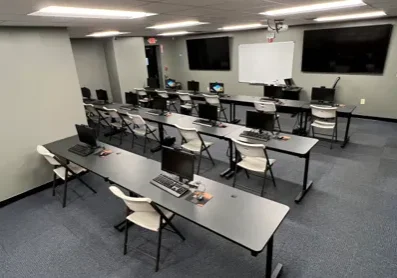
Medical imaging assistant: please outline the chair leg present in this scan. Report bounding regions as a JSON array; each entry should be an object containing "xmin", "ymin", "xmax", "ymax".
[
  {"xmin": 52, "ymin": 172, "xmax": 57, "ymax": 196},
  {"xmin": 77, "ymin": 176, "xmax": 97, "ymax": 194},
  {"xmin": 222, "ymin": 109, "xmax": 228, "ymax": 123},
  {"xmin": 131, "ymin": 132, "xmax": 135, "ymax": 149},
  {"xmin": 232, "ymin": 162, "xmax": 239, "ymax": 188},
  {"xmin": 204, "ymin": 147, "xmax": 215, "ymax": 166},
  {"xmin": 276, "ymin": 117, "xmax": 282, "ymax": 132},
  {"xmin": 261, "ymin": 171, "xmax": 267, "ymax": 197},
  {"xmin": 330, "ymin": 128, "xmax": 336, "ymax": 150},
  {"xmin": 166, "ymin": 221, "xmax": 185, "ymax": 241},
  {"xmin": 62, "ymin": 177, "xmax": 68, "ymax": 208},
  {"xmin": 143, "ymin": 136, "xmax": 147, "ymax": 154},
  {"xmin": 119, "ymin": 130, "xmax": 123, "ymax": 146},
  {"xmin": 197, "ymin": 150, "xmax": 203, "ymax": 174},
  {"xmin": 311, "ymin": 126, "xmax": 315, "ymax": 138},
  {"xmin": 269, "ymin": 166, "xmax": 277, "ymax": 187},
  {"xmin": 123, "ymin": 220, "xmax": 129, "ymax": 255},
  {"xmin": 244, "ymin": 169, "xmax": 250, "ymax": 179},
  {"xmin": 155, "ymin": 225, "xmax": 163, "ymax": 272},
  {"xmin": 172, "ymin": 103, "xmax": 178, "ymax": 113}
]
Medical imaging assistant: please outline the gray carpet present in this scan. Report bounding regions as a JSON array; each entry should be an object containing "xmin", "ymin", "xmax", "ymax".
[{"xmin": 1, "ymin": 105, "xmax": 397, "ymax": 278}]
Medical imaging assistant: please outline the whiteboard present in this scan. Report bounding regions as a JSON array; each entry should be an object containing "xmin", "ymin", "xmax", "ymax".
[{"xmin": 238, "ymin": 41, "xmax": 294, "ymax": 84}]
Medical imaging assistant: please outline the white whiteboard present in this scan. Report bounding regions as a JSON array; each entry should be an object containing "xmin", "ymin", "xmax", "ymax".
[{"xmin": 238, "ymin": 41, "xmax": 294, "ymax": 84}]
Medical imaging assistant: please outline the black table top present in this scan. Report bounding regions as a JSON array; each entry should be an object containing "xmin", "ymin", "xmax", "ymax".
[
  {"xmin": 44, "ymin": 136, "xmax": 290, "ymax": 253},
  {"xmin": 226, "ymin": 127, "xmax": 319, "ymax": 157}
]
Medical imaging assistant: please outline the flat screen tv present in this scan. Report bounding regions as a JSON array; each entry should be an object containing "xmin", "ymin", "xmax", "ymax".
[
  {"xmin": 302, "ymin": 24, "xmax": 393, "ymax": 74},
  {"xmin": 186, "ymin": 37, "xmax": 230, "ymax": 70}
]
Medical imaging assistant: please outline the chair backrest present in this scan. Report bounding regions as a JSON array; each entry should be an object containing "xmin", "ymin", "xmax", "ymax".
[
  {"xmin": 254, "ymin": 101, "xmax": 276, "ymax": 113},
  {"xmin": 84, "ymin": 104, "xmax": 99, "ymax": 116},
  {"xmin": 135, "ymin": 88, "xmax": 147, "ymax": 97},
  {"xmin": 178, "ymin": 92, "xmax": 192, "ymax": 102},
  {"xmin": 232, "ymin": 139, "xmax": 266, "ymax": 158},
  {"xmin": 81, "ymin": 87, "xmax": 91, "ymax": 99},
  {"xmin": 203, "ymin": 94, "xmax": 220, "ymax": 106},
  {"xmin": 37, "ymin": 145, "xmax": 60, "ymax": 166},
  {"xmin": 175, "ymin": 125, "xmax": 200, "ymax": 142},
  {"xmin": 102, "ymin": 107, "xmax": 120, "ymax": 120},
  {"xmin": 128, "ymin": 113, "xmax": 146, "ymax": 126},
  {"xmin": 155, "ymin": 90, "xmax": 169, "ymax": 99},
  {"xmin": 310, "ymin": 105, "xmax": 337, "ymax": 119},
  {"xmin": 109, "ymin": 186, "xmax": 155, "ymax": 213}
]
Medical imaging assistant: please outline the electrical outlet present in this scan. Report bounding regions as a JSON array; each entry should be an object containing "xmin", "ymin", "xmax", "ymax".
[{"xmin": 360, "ymin": 99, "xmax": 366, "ymax": 105}]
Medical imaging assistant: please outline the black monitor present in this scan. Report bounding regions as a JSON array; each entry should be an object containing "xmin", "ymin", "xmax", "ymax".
[
  {"xmin": 198, "ymin": 103, "xmax": 218, "ymax": 122},
  {"xmin": 246, "ymin": 111, "xmax": 275, "ymax": 133},
  {"xmin": 152, "ymin": 97, "xmax": 168, "ymax": 111},
  {"xmin": 311, "ymin": 87, "xmax": 335, "ymax": 103},
  {"xmin": 81, "ymin": 87, "xmax": 91, "ymax": 99},
  {"xmin": 147, "ymin": 77, "xmax": 159, "ymax": 89},
  {"xmin": 188, "ymin": 81, "xmax": 199, "ymax": 92},
  {"xmin": 264, "ymin": 85, "xmax": 283, "ymax": 99},
  {"xmin": 284, "ymin": 78, "xmax": 296, "ymax": 87},
  {"xmin": 75, "ymin": 124, "xmax": 97, "ymax": 148},
  {"xmin": 125, "ymin": 92, "xmax": 138, "ymax": 106},
  {"xmin": 165, "ymin": 79, "xmax": 176, "ymax": 89},
  {"xmin": 209, "ymin": 82, "xmax": 224, "ymax": 94},
  {"xmin": 96, "ymin": 89, "xmax": 108, "ymax": 102},
  {"xmin": 162, "ymin": 147, "xmax": 195, "ymax": 181}
]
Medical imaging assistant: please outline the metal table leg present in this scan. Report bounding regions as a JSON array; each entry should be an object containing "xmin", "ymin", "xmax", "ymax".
[
  {"xmin": 231, "ymin": 103, "xmax": 241, "ymax": 124},
  {"xmin": 295, "ymin": 152, "xmax": 313, "ymax": 203},
  {"xmin": 341, "ymin": 114, "xmax": 352, "ymax": 148},
  {"xmin": 220, "ymin": 139, "xmax": 235, "ymax": 178},
  {"xmin": 266, "ymin": 236, "xmax": 283, "ymax": 278},
  {"xmin": 158, "ymin": 123, "xmax": 165, "ymax": 144}
]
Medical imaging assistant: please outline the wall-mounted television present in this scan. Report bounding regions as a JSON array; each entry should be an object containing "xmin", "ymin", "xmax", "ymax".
[
  {"xmin": 186, "ymin": 37, "xmax": 231, "ymax": 71},
  {"xmin": 302, "ymin": 24, "xmax": 393, "ymax": 74}
]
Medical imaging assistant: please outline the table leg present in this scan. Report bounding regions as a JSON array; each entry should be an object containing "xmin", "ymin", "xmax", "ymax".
[
  {"xmin": 220, "ymin": 139, "xmax": 235, "ymax": 178},
  {"xmin": 341, "ymin": 114, "xmax": 352, "ymax": 148},
  {"xmin": 265, "ymin": 236, "xmax": 283, "ymax": 278},
  {"xmin": 229, "ymin": 103, "xmax": 233, "ymax": 122},
  {"xmin": 231, "ymin": 103, "xmax": 241, "ymax": 124},
  {"xmin": 158, "ymin": 123, "xmax": 164, "ymax": 144},
  {"xmin": 295, "ymin": 152, "xmax": 313, "ymax": 203}
]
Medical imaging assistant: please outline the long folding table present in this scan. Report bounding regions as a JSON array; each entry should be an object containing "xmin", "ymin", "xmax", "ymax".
[{"xmin": 44, "ymin": 135, "xmax": 290, "ymax": 278}]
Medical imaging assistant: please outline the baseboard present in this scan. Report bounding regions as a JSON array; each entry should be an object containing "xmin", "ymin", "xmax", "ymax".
[
  {"xmin": 0, "ymin": 181, "xmax": 53, "ymax": 208},
  {"xmin": 352, "ymin": 114, "xmax": 397, "ymax": 123}
]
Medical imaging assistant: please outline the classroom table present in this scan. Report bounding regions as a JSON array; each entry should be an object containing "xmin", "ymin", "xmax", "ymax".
[{"xmin": 44, "ymin": 135, "xmax": 290, "ymax": 278}]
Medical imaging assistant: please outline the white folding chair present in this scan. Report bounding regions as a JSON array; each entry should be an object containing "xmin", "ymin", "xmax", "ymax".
[
  {"xmin": 84, "ymin": 104, "xmax": 111, "ymax": 133},
  {"xmin": 174, "ymin": 125, "xmax": 215, "ymax": 174},
  {"xmin": 36, "ymin": 145, "xmax": 96, "ymax": 207},
  {"xmin": 127, "ymin": 113, "xmax": 160, "ymax": 153},
  {"xmin": 135, "ymin": 88, "xmax": 150, "ymax": 107},
  {"xmin": 310, "ymin": 105, "xmax": 338, "ymax": 149},
  {"xmin": 232, "ymin": 139, "xmax": 276, "ymax": 197},
  {"xmin": 109, "ymin": 186, "xmax": 185, "ymax": 272},
  {"xmin": 177, "ymin": 92, "xmax": 198, "ymax": 115},
  {"xmin": 156, "ymin": 90, "xmax": 178, "ymax": 112},
  {"xmin": 254, "ymin": 101, "xmax": 282, "ymax": 131},
  {"xmin": 99, "ymin": 107, "xmax": 134, "ymax": 145},
  {"xmin": 203, "ymin": 94, "xmax": 228, "ymax": 122}
]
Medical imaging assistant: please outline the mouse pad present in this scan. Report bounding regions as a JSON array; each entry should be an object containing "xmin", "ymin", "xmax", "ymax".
[{"xmin": 185, "ymin": 191, "xmax": 213, "ymax": 207}]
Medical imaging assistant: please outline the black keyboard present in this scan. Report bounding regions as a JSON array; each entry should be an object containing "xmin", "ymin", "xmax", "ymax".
[
  {"xmin": 120, "ymin": 105, "xmax": 137, "ymax": 111},
  {"xmin": 193, "ymin": 119, "xmax": 214, "ymax": 127},
  {"xmin": 240, "ymin": 131, "xmax": 271, "ymax": 142},
  {"xmin": 68, "ymin": 144, "xmax": 95, "ymax": 157},
  {"xmin": 260, "ymin": 97, "xmax": 279, "ymax": 102},
  {"xmin": 150, "ymin": 174, "xmax": 189, "ymax": 197}
]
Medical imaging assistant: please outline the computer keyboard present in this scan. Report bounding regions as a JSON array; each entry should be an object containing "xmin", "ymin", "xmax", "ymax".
[
  {"xmin": 68, "ymin": 144, "xmax": 95, "ymax": 157},
  {"xmin": 146, "ymin": 110, "xmax": 162, "ymax": 116},
  {"xmin": 240, "ymin": 130, "xmax": 271, "ymax": 142},
  {"xmin": 193, "ymin": 119, "xmax": 214, "ymax": 127},
  {"xmin": 120, "ymin": 105, "xmax": 137, "ymax": 111},
  {"xmin": 150, "ymin": 174, "xmax": 189, "ymax": 197},
  {"xmin": 260, "ymin": 97, "xmax": 279, "ymax": 102}
]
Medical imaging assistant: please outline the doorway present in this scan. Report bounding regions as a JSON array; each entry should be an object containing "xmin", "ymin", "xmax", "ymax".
[{"xmin": 145, "ymin": 45, "xmax": 161, "ymax": 88}]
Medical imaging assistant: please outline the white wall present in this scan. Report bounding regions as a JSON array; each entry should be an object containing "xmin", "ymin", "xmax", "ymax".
[
  {"xmin": 0, "ymin": 27, "xmax": 87, "ymax": 202},
  {"xmin": 104, "ymin": 39, "xmax": 121, "ymax": 103},
  {"xmin": 71, "ymin": 38, "xmax": 111, "ymax": 100}
]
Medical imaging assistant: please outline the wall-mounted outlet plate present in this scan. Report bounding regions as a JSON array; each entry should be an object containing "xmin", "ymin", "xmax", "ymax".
[{"xmin": 360, "ymin": 99, "xmax": 366, "ymax": 105}]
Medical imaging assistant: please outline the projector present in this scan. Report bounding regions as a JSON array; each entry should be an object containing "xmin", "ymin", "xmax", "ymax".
[{"xmin": 267, "ymin": 20, "xmax": 289, "ymax": 33}]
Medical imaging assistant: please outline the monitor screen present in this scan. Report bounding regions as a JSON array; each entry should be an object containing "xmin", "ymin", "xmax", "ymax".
[
  {"xmin": 210, "ymin": 82, "xmax": 224, "ymax": 94},
  {"xmin": 125, "ymin": 92, "xmax": 138, "ymax": 105},
  {"xmin": 96, "ymin": 90, "xmax": 108, "ymax": 101},
  {"xmin": 152, "ymin": 97, "xmax": 167, "ymax": 111},
  {"xmin": 75, "ymin": 124, "xmax": 97, "ymax": 147},
  {"xmin": 165, "ymin": 79, "xmax": 176, "ymax": 88},
  {"xmin": 246, "ymin": 111, "xmax": 274, "ymax": 132},
  {"xmin": 198, "ymin": 103, "xmax": 218, "ymax": 122},
  {"xmin": 162, "ymin": 147, "xmax": 195, "ymax": 181},
  {"xmin": 186, "ymin": 37, "xmax": 231, "ymax": 70},
  {"xmin": 311, "ymin": 88, "xmax": 335, "ymax": 102},
  {"xmin": 264, "ymin": 85, "xmax": 282, "ymax": 98},
  {"xmin": 302, "ymin": 25, "xmax": 393, "ymax": 74},
  {"xmin": 284, "ymin": 78, "xmax": 296, "ymax": 87}
]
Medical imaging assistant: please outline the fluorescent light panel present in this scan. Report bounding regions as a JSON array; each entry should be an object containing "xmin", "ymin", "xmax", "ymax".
[
  {"xmin": 158, "ymin": 31, "xmax": 191, "ymax": 36},
  {"xmin": 86, "ymin": 31, "xmax": 130, "ymax": 37},
  {"xmin": 29, "ymin": 6, "xmax": 156, "ymax": 19},
  {"xmin": 261, "ymin": 0, "xmax": 366, "ymax": 16},
  {"xmin": 148, "ymin": 21, "xmax": 207, "ymax": 29},
  {"xmin": 315, "ymin": 11, "xmax": 386, "ymax": 22},
  {"xmin": 218, "ymin": 23, "xmax": 265, "ymax": 31}
]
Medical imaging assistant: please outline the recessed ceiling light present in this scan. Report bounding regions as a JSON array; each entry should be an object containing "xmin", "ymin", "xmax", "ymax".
[
  {"xmin": 261, "ymin": 0, "xmax": 365, "ymax": 16},
  {"xmin": 148, "ymin": 21, "xmax": 207, "ymax": 29},
  {"xmin": 314, "ymin": 11, "xmax": 387, "ymax": 22},
  {"xmin": 158, "ymin": 31, "xmax": 191, "ymax": 36},
  {"xmin": 218, "ymin": 23, "xmax": 265, "ymax": 31},
  {"xmin": 29, "ymin": 6, "xmax": 156, "ymax": 19},
  {"xmin": 86, "ymin": 31, "xmax": 130, "ymax": 37}
]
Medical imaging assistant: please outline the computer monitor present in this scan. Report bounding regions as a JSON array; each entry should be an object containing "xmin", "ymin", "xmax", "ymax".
[
  {"xmin": 209, "ymin": 82, "xmax": 224, "ymax": 94},
  {"xmin": 198, "ymin": 103, "xmax": 218, "ymax": 122},
  {"xmin": 284, "ymin": 78, "xmax": 296, "ymax": 87},
  {"xmin": 165, "ymin": 79, "xmax": 176, "ymax": 89},
  {"xmin": 81, "ymin": 87, "xmax": 91, "ymax": 99},
  {"xmin": 311, "ymin": 87, "xmax": 335, "ymax": 103},
  {"xmin": 188, "ymin": 81, "xmax": 199, "ymax": 92},
  {"xmin": 246, "ymin": 111, "xmax": 275, "ymax": 133},
  {"xmin": 96, "ymin": 89, "xmax": 109, "ymax": 102},
  {"xmin": 264, "ymin": 85, "xmax": 283, "ymax": 99},
  {"xmin": 162, "ymin": 147, "xmax": 195, "ymax": 181},
  {"xmin": 75, "ymin": 124, "xmax": 97, "ymax": 148},
  {"xmin": 147, "ymin": 77, "xmax": 159, "ymax": 89},
  {"xmin": 125, "ymin": 92, "xmax": 138, "ymax": 106},
  {"xmin": 152, "ymin": 97, "xmax": 168, "ymax": 112}
]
